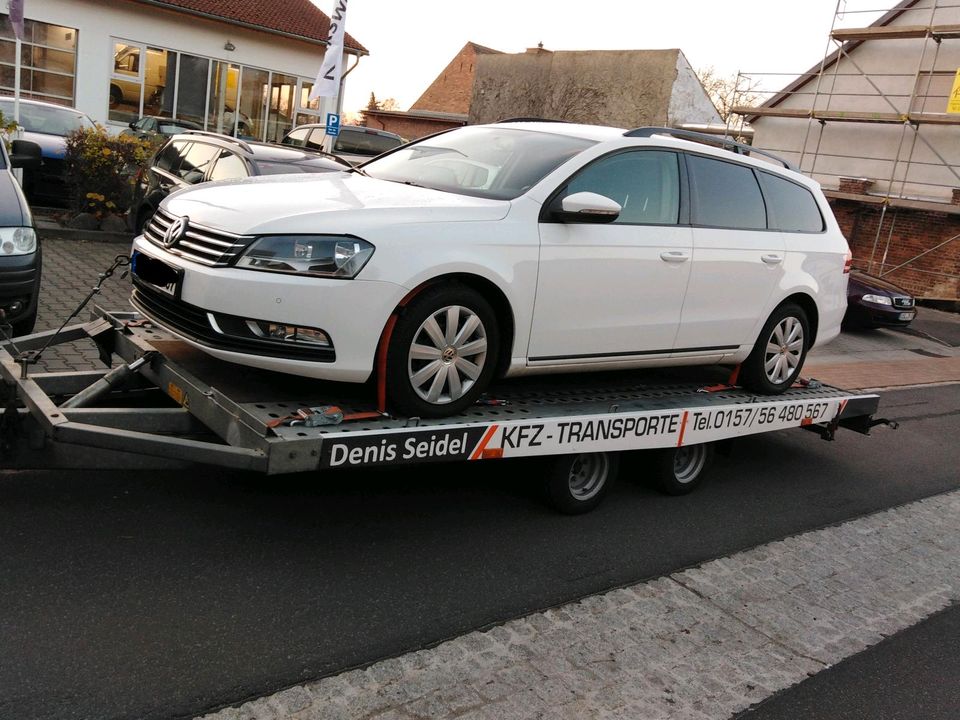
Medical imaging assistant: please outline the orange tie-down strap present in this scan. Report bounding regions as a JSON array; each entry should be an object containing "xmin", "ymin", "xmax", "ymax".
[{"xmin": 266, "ymin": 406, "xmax": 387, "ymax": 429}]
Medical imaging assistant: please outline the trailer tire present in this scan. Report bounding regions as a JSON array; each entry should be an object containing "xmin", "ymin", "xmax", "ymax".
[
  {"xmin": 545, "ymin": 451, "xmax": 618, "ymax": 514},
  {"xmin": 654, "ymin": 443, "xmax": 713, "ymax": 495}
]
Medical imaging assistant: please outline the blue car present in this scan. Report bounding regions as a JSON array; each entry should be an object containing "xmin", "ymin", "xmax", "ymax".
[{"xmin": 0, "ymin": 96, "xmax": 96, "ymax": 207}]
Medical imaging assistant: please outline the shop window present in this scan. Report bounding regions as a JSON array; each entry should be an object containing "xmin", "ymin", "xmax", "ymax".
[{"xmin": 0, "ymin": 15, "xmax": 77, "ymax": 105}]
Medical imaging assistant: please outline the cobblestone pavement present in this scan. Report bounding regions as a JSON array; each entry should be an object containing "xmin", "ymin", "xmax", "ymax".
[
  {"xmin": 199, "ymin": 490, "xmax": 960, "ymax": 720},
  {"xmin": 33, "ymin": 238, "xmax": 133, "ymax": 372}
]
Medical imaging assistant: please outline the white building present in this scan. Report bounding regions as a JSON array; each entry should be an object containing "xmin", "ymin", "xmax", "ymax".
[{"xmin": 1, "ymin": 0, "xmax": 367, "ymax": 141}]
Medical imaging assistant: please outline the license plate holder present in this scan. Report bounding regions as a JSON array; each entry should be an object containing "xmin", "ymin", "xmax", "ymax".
[
  {"xmin": 132, "ymin": 250, "xmax": 182, "ymax": 298},
  {"xmin": 898, "ymin": 311, "xmax": 916, "ymax": 321}
]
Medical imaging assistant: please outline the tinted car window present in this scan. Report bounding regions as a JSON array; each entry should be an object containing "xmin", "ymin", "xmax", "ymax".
[
  {"xmin": 758, "ymin": 171, "xmax": 824, "ymax": 232},
  {"xmin": 155, "ymin": 140, "xmax": 190, "ymax": 174},
  {"xmin": 305, "ymin": 129, "xmax": 326, "ymax": 151},
  {"xmin": 178, "ymin": 142, "xmax": 218, "ymax": 183},
  {"xmin": 283, "ymin": 128, "xmax": 310, "ymax": 147},
  {"xmin": 334, "ymin": 128, "xmax": 402, "ymax": 156},
  {"xmin": 209, "ymin": 151, "xmax": 248, "ymax": 182},
  {"xmin": 565, "ymin": 150, "xmax": 680, "ymax": 225},
  {"xmin": 0, "ymin": 100, "xmax": 95, "ymax": 135},
  {"xmin": 687, "ymin": 154, "xmax": 766, "ymax": 230}
]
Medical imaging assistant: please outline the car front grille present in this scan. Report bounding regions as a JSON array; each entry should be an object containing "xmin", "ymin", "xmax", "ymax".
[
  {"xmin": 144, "ymin": 208, "xmax": 252, "ymax": 267},
  {"xmin": 892, "ymin": 296, "xmax": 914, "ymax": 308},
  {"xmin": 131, "ymin": 280, "xmax": 335, "ymax": 362}
]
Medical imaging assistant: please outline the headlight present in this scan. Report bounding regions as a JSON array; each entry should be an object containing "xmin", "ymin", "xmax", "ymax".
[
  {"xmin": 0, "ymin": 227, "xmax": 37, "ymax": 256},
  {"xmin": 861, "ymin": 293, "xmax": 892, "ymax": 306},
  {"xmin": 236, "ymin": 235, "xmax": 374, "ymax": 278}
]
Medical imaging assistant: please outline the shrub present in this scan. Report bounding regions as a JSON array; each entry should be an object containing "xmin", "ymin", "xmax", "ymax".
[{"xmin": 63, "ymin": 128, "xmax": 155, "ymax": 217}]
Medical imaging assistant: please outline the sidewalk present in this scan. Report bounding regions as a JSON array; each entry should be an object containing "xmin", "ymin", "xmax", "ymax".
[{"xmin": 198, "ymin": 490, "xmax": 960, "ymax": 720}]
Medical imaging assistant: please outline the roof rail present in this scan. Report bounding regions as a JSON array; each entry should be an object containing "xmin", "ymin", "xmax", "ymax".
[
  {"xmin": 623, "ymin": 126, "xmax": 797, "ymax": 171},
  {"xmin": 179, "ymin": 130, "xmax": 253, "ymax": 154},
  {"xmin": 496, "ymin": 117, "xmax": 568, "ymax": 124}
]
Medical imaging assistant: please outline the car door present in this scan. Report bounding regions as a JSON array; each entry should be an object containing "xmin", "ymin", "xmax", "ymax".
[
  {"xmin": 145, "ymin": 139, "xmax": 191, "ymax": 207},
  {"xmin": 528, "ymin": 149, "xmax": 693, "ymax": 362},
  {"xmin": 673, "ymin": 153, "xmax": 784, "ymax": 351}
]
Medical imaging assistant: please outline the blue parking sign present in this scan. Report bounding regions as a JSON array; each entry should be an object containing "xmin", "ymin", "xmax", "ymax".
[{"xmin": 325, "ymin": 112, "xmax": 341, "ymax": 137}]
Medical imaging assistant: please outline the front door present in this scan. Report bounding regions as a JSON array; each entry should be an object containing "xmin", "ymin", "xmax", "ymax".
[{"xmin": 529, "ymin": 150, "xmax": 693, "ymax": 362}]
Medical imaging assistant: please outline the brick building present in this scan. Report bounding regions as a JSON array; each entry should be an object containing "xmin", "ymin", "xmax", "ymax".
[
  {"xmin": 363, "ymin": 42, "xmax": 500, "ymax": 139},
  {"xmin": 365, "ymin": 42, "xmax": 721, "ymax": 142},
  {"xmin": 739, "ymin": 0, "xmax": 960, "ymax": 300}
]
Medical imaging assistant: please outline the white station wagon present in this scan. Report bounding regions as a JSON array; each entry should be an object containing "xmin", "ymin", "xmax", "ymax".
[{"xmin": 130, "ymin": 122, "xmax": 850, "ymax": 417}]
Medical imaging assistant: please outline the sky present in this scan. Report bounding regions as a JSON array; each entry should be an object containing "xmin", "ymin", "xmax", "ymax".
[{"xmin": 309, "ymin": 0, "xmax": 892, "ymax": 116}]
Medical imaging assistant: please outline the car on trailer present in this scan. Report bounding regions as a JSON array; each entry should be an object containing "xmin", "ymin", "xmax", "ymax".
[{"xmin": 129, "ymin": 123, "xmax": 851, "ymax": 419}]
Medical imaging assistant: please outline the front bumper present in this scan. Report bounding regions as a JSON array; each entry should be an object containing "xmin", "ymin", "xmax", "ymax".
[
  {"xmin": 846, "ymin": 302, "xmax": 916, "ymax": 327},
  {"xmin": 0, "ymin": 251, "xmax": 40, "ymax": 324},
  {"xmin": 131, "ymin": 237, "xmax": 407, "ymax": 383}
]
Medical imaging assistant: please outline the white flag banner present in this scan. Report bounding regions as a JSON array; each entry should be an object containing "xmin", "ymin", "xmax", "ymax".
[
  {"xmin": 9, "ymin": 0, "xmax": 25, "ymax": 40},
  {"xmin": 309, "ymin": 0, "xmax": 348, "ymax": 100}
]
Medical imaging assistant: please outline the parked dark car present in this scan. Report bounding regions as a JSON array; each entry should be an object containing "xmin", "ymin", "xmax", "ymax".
[
  {"xmin": 845, "ymin": 270, "xmax": 916, "ymax": 328},
  {"xmin": 0, "ymin": 138, "xmax": 43, "ymax": 336},
  {"xmin": 121, "ymin": 115, "xmax": 203, "ymax": 142},
  {"xmin": 0, "ymin": 96, "xmax": 97, "ymax": 207},
  {"xmin": 128, "ymin": 131, "xmax": 350, "ymax": 233},
  {"xmin": 281, "ymin": 124, "xmax": 404, "ymax": 166}
]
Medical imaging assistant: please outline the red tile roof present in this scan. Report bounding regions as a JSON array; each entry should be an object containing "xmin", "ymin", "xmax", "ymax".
[{"xmin": 133, "ymin": 0, "xmax": 367, "ymax": 53}]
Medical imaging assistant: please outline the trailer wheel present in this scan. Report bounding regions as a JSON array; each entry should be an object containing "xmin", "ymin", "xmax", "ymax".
[
  {"xmin": 545, "ymin": 451, "xmax": 619, "ymax": 514},
  {"xmin": 654, "ymin": 443, "xmax": 713, "ymax": 495}
]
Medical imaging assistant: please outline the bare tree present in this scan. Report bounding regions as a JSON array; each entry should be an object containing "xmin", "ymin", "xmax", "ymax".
[{"xmin": 695, "ymin": 67, "xmax": 763, "ymax": 122}]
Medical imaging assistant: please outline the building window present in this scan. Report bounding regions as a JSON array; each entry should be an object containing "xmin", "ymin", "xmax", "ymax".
[
  {"xmin": 107, "ymin": 37, "xmax": 316, "ymax": 143},
  {"xmin": 0, "ymin": 15, "xmax": 78, "ymax": 105},
  {"xmin": 109, "ymin": 43, "xmax": 172, "ymax": 124}
]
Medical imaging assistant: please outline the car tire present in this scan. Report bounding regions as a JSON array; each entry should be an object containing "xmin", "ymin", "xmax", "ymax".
[
  {"xmin": 11, "ymin": 306, "xmax": 37, "ymax": 338},
  {"xmin": 386, "ymin": 283, "xmax": 499, "ymax": 418},
  {"xmin": 740, "ymin": 302, "xmax": 810, "ymax": 394}
]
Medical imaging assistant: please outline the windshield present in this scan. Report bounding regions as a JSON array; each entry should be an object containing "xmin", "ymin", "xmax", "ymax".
[
  {"xmin": 363, "ymin": 126, "xmax": 595, "ymax": 200},
  {"xmin": 0, "ymin": 100, "xmax": 96, "ymax": 135}
]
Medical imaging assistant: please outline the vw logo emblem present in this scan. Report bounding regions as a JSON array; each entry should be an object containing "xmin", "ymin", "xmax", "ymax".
[{"xmin": 163, "ymin": 216, "xmax": 189, "ymax": 248}]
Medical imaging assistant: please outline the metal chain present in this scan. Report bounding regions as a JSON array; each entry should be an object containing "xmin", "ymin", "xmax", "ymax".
[{"xmin": 1, "ymin": 254, "xmax": 131, "ymax": 372}]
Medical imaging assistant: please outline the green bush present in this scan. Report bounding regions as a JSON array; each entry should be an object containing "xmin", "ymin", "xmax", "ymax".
[{"xmin": 63, "ymin": 128, "xmax": 155, "ymax": 217}]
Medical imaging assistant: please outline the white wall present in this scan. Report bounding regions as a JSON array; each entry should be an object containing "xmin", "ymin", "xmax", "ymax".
[
  {"xmin": 750, "ymin": 0, "xmax": 960, "ymax": 203},
  {"xmin": 668, "ymin": 51, "xmax": 723, "ymax": 126},
  {"xmin": 25, "ymin": 0, "xmax": 342, "ymax": 128}
]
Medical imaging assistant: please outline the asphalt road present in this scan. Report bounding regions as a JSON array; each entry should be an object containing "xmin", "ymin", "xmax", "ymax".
[
  {"xmin": 1, "ymin": 385, "xmax": 958, "ymax": 720},
  {"xmin": 739, "ymin": 602, "xmax": 960, "ymax": 720}
]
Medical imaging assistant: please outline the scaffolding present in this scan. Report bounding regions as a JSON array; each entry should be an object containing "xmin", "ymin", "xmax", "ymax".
[{"xmin": 729, "ymin": 0, "xmax": 960, "ymax": 297}]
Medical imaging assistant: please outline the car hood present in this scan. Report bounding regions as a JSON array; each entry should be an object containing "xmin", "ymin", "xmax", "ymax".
[
  {"xmin": 162, "ymin": 172, "xmax": 511, "ymax": 234},
  {"xmin": 849, "ymin": 271, "xmax": 911, "ymax": 297}
]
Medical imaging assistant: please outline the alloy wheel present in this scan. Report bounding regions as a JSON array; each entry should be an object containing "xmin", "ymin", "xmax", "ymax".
[
  {"xmin": 407, "ymin": 304, "xmax": 488, "ymax": 405},
  {"xmin": 763, "ymin": 316, "xmax": 804, "ymax": 385}
]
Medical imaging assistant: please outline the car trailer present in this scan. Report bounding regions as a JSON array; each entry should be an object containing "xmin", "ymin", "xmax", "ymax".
[{"xmin": 1, "ymin": 308, "xmax": 891, "ymax": 514}]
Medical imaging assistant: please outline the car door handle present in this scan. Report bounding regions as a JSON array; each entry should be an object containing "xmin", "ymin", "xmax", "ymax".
[
  {"xmin": 660, "ymin": 251, "xmax": 690, "ymax": 263},
  {"xmin": 761, "ymin": 254, "xmax": 784, "ymax": 265}
]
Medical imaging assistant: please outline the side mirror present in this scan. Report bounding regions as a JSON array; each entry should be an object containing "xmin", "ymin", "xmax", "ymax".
[
  {"xmin": 9, "ymin": 139, "xmax": 42, "ymax": 170},
  {"xmin": 553, "ymin": 191, "xmax": 621, "ymax": 223},
  {"xmin": 129, "ymin": 121, "xmax": 138, "ymax": 129}
]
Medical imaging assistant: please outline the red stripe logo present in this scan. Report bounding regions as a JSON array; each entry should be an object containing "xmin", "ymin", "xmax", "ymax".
[{"xmin": 470, "ymin": 424, "xmax": 499, "ymax": 460}]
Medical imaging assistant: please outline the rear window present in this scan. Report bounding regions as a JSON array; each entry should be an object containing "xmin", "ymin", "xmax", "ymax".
[
  {"xmin": 687, "ymin": 154, "xmax": 766, "ymax": 230},
  {"xmin": 758, "ymin": 171, "xmax": 825, "ymax": 233},
  {"xmin": 334, "ymin": 128, "xmax": 402, "ymax": 156}
]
